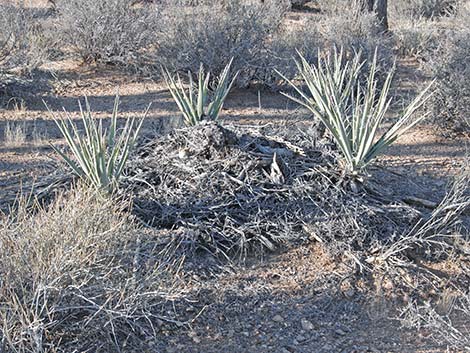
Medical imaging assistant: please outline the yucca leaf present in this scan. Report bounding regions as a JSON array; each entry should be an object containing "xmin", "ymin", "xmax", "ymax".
[
  {"xmin": 163, "ymin": 60, "xmax": 238, "ymax": 126},
  {"xmin": 279, "ymin": 49, "xmax": 434, "ymax": 174},
  {"xmin": 48, "ymin": 95, "xmax": 145, "ymax": 193}
]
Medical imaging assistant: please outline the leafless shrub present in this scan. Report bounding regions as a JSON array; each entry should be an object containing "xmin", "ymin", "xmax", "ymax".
[
  {"xmin": 257, "ymin": 21, "xmax": 322, "ymax": 88},
  {"xmin": 0, "ymin": 2, "xmax": 46, "ymax": 73},
  {"xmin": 399, "ymin": 292, "xmax": 470, "ymax": 348},
  {"xmin": 0, "ymin": 2, "xmax": 48, "ymax": 102},
  {"xmin": 54, "ymin": 0, "xmax": 158, "ymax": 68},
  {"xmin": 393, "ymin": 18, "xmax": 441, "ymax": 59},
  {"xmin": 427, "ymin": 30, "xmax": 470, "ymax": 133},
  {"xmin": 392, "ymin": 0, "xmax": 460, "ymax": 19},
  {"xmin": 315, "ymin": 1, "xmax": 394, "ymax": 72},
  {"xmin": 365, "ymin": 164, "xmax": 470, "ymax": 349},
  {"xmin": 155, "ymin": 0, "xmax": 289, "ymax": 86},
  {"xmin": 370, "ymin": 165, "xmax": 470, "ymax": 268},
  {"xmin": 0, "ymin": 187, "xmax": 185, "ymax": 352}
]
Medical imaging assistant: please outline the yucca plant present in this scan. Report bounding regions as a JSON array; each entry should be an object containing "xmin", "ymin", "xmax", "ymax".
[
  {"xmin": 162, "ymin": 59, "xmax": 238, "ymax": 126},
  {"xmin": 49, "ymin": 96, "xmax": 146, "ymax": 193},
  {"xmin": 278, "ymin": 50, "xmax": 434, "ymax": 175}
]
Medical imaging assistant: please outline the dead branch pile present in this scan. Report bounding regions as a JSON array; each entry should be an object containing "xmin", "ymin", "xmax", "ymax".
[{"xmin": 121, "ymin": 122, "xmax": 423, "ymax": 259}]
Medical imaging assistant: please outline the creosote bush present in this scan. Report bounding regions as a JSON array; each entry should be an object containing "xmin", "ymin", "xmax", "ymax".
[
  {"xmin": 393, "ymin": 0, "xmax": 460, "ymax": 19},
  {"xmin": 393, "ymin": 18, "xmax": 441, "ymax": 59},
  {"xmin": 258, "ymin": 21, "xmax": 322, "ymax": 88},
  {"xmin": 0, "ymin": 2, "xmax": 48, "ymax": 102}
]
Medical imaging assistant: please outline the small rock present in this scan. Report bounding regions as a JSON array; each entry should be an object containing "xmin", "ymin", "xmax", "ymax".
[
  {"xmin": 335, "ymin": 329, "xmax": 346, "ymax": 336},
  {"xmin": 345, "ymin": 288, "xmax": 355, "ymax": 298},
  {"xmin": 272, "ymin": 314, "xmax": 284, "ymax": 323},
  {"xmin": 301, "ymin": 318, "xmax": 314, "ymax": 331}
]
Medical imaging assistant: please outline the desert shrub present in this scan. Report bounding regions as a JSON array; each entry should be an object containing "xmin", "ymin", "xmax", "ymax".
[
  {"xmin": 257, "ymin": 21, "xmax": 322, "ymax": 88},
  {"xmin": 0, "ymin": 2, "xmax": 48, "ymax": 101},
  {"xmin": 392, "ymin": 0, "xmax": 459, "ymax": 19},
  {"xmin": 428, "ymin": 31, "xmax": 470, "ymax": 132},
  {"xmin": 0, "ymin": 3, "xmax": 46, "ymax": 73},
  {"xmin": 49, "ymin": 96, "xmax": 145, "ymax": 193},
  {"xmin": 393, "ymin": 18, "xmax": 441, "ymax": 59},
  {"xmin": 54, "ymin": 0, "xmax": 157, "ymax": 68},
  {"xmin": 315, "ymin": 0, "xmax": 393, "ymax": 70},
  {"xmin": 155, "ymin": 0, "xmax": 289, "ymax": 86},
  {"xmin": 0, "ymin": 187, "xmax": 182, "ymax": 352}
]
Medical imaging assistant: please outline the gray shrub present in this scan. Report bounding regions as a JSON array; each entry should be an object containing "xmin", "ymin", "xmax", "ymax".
[
  {"xmin": 155, "ymin": 0, "xmax": 289, "ymax": 86},
  {"xmin": 315, "ymin": 1, "xmax": 394, "ymax": 75},
  {"xmin": 54, "ymin": 0, "xmax": 158, "ymax": 68},
  {"xmin": 394, "ymin": 0, "xmax": 460, "ymax": 19},
  {"xmin": 428, "ymin": 30, "xmax": 470, "ymax": 132},
  {"xmin": 0, "ymin": 3, "xmax": 46, "ymax": 73}
]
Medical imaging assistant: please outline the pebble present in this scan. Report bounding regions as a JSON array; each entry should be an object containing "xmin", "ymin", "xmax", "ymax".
[
  {"xmin": 272, "ymin": 314, "xmax": 284, "ymax": 323},
  {"xmin": 335, "ymin": 329, "xmax": 347, "ymax": 336},
  {"xmin": 294, "ymin": 335, "xmax": 306, "ymax": 345},
  {"xmin": 301, "ymin": 318, "xmax": 315, "ymax": 331}
]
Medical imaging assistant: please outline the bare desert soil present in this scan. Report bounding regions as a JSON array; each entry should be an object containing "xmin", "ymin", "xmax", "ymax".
[{"xmin": 0, "ymin": 56, "xmax": 469, "ymax": 352}]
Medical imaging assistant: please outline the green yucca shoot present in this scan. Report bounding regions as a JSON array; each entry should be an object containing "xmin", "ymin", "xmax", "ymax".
[
  {"xmin": 278, "ymin": 49, "xmax": 434, "ymax": 175},
  {"xmin": 162, "ymin": 59, "xmax": 238, "ymax": 126},
  {"xmin": 49, "ymin": 96, "xmax": 146, "ymax": 194}
]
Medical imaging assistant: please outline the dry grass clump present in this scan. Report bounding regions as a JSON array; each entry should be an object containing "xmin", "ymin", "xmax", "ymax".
[
  {"xmin": 3, "ymin": 122, "xmax": 27, "ymax": 146},
  {"xmin": 390, "ymin": 167, "xmax": 470, "ymax": 348},
  {"xmin": 54, "ymin": 0, "xmax": 158, "ymax": 68},
  {"xmin": 0, "ymin": 187, "xmax": 185, "ymax": 352}
]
